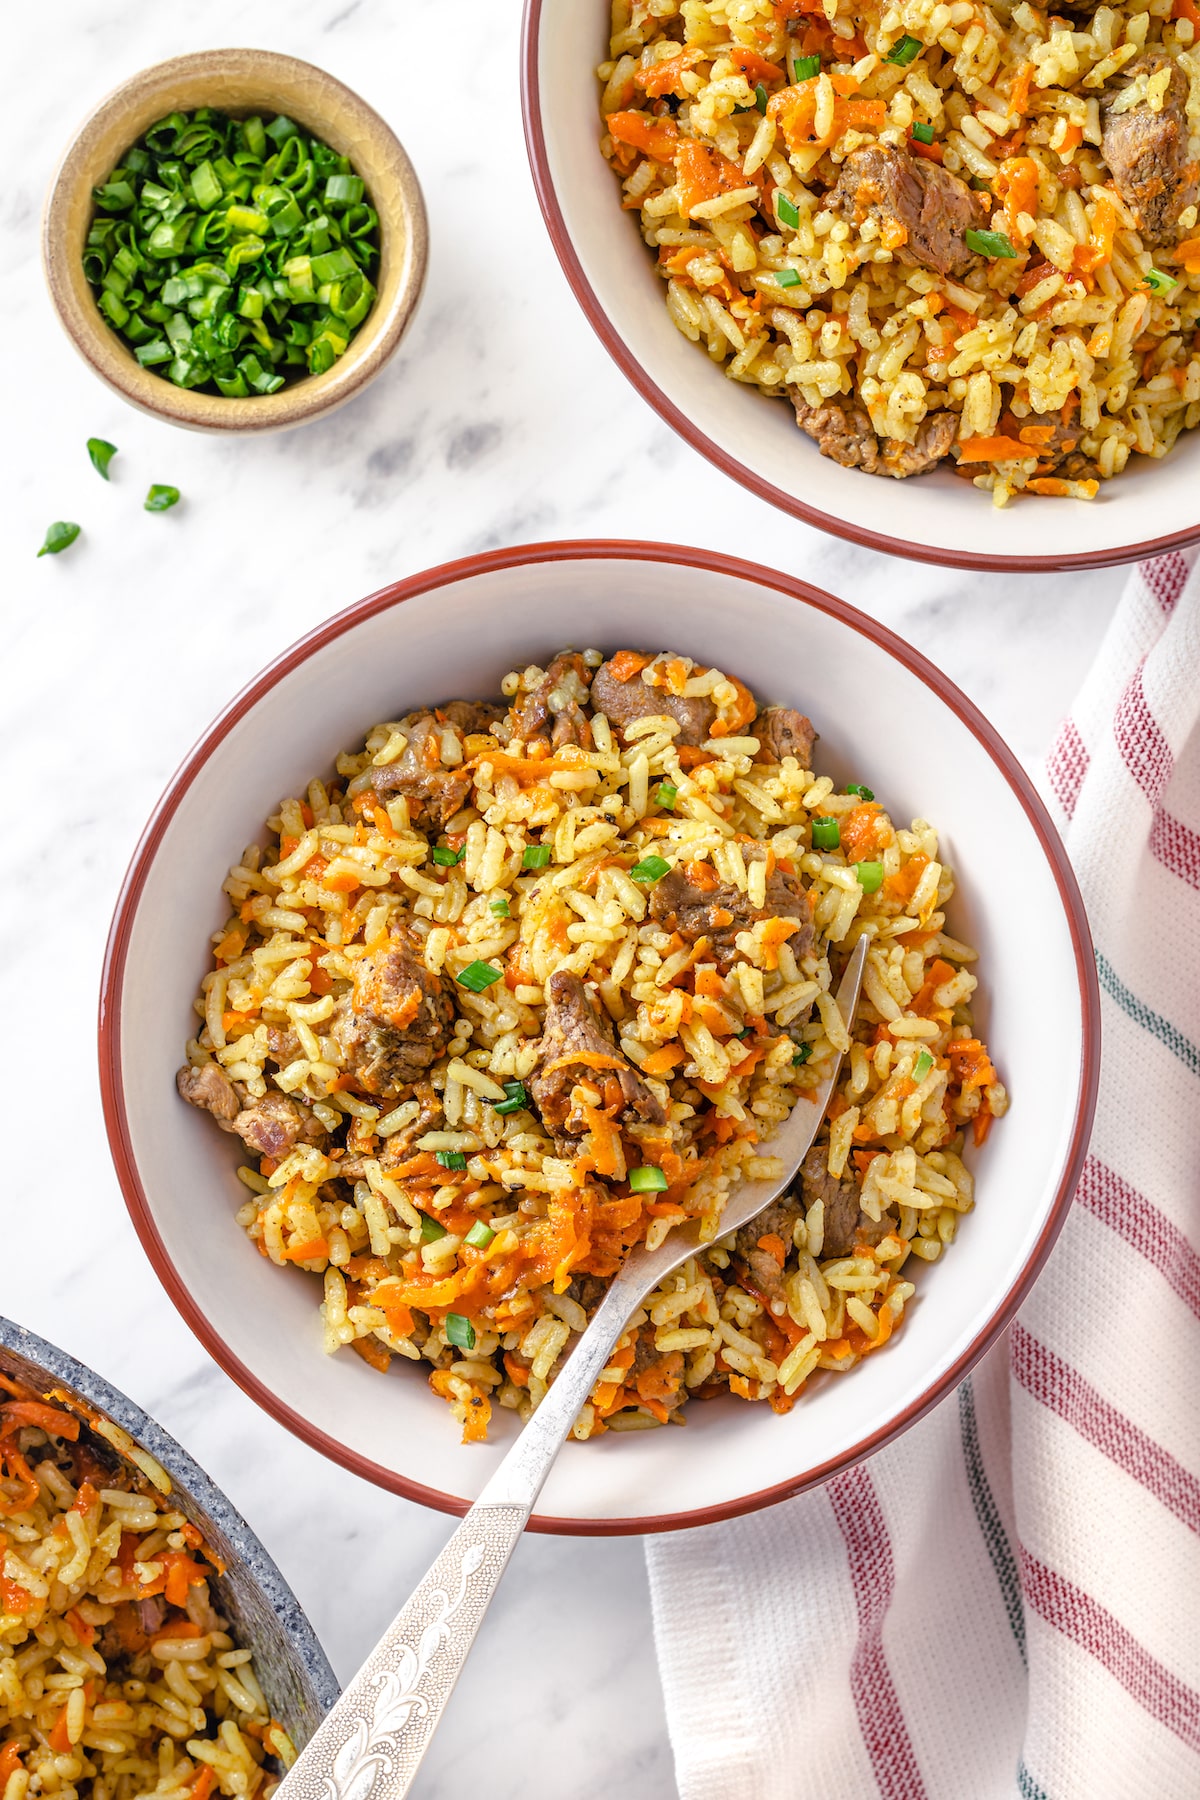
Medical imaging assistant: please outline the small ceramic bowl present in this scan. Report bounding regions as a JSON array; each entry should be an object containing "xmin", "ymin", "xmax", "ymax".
[
  {"xmin": 0, "ymin": 1315, "xmax": 339, "ymax": 1738},
  {"xmin": 100, "ymin": 540, "xmax": 1100, "ymax": 1535},
  {"xmin": 42, "ymin": 48, "xmax": 427, "ymax": 434}
]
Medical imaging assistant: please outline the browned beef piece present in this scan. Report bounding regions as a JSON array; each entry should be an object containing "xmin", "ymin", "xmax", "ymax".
[
  {"xmin": 1102, "ymin": 55, "xmax": 1199, "ymax": 245},
  {"xmin": 333, "ymin": 931, "xmax": 454, "ymax": 1098},
  {"xmin": 510, "ymin": 651, "xmax": 595, "ymax": 749},
  {"xmin": 530, "ymin": 971, "xmax": 667, "ymax": 1139},
  {"xmin": 731, "ymin": 1196, "xmax": 804, "ymax": 1302},
  {"xmin": 790, "ymin": 391, "xmax": 958, "ymax": 479},
  {"xmin": 590, "ymin": 655, "xmax": 715, "ymax": 744},
  {"xmin": 176, "ymin": 1063, "xmax": 323, "ymax": 1159},
  {"xmin": 1000, "ymin": 409, "xmax": 1101, "ymax": 483},
  {"xmin": 567, "ymin": 1273, "xmax": 609, "ymax": 1313},
  {"xmin": 177, "ymin": 1061, "xmax": 240, "ymax": 1123},
  {"xmin": 799, "ymin": 1147, "xmax": 895, "ymax": 1259},
  {"xmin": 648, "ymin": 864, "xmax": 814, "ymax": 966},
  {"xmin": 830, "ymin": 145, "xmax": 989, "ymax": 278},
  {"xmin": 357, "ymin": 712, "xmax": 472, "ymax": 828},
  {"xmin": 754, "ymin": 706, "xmax": 817, "ymax": 767},
  {"xmin": 441, "ymin": 699, "xmax": 504, "ymax": 735}
]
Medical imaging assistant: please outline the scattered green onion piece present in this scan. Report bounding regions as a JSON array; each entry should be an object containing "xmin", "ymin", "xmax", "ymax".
[
  {"xmin": 910, "ymin": 122, "xmax": 935, "ymax": 146},
  {"xmin": 811, "ymin": 816, "xmax": 841, "ymax": 850},
  {"xmin": 87, "ymin": 438, "xmax": 118, "ymax": 480},
  {"xmin": 522, "ymin": 844, "xmax": 552, "ymax": 869},
  {"xmin": 445, "ymin": 1313, "xmax": 476, "ymax": 1351},
  {"xmin": 326, "ymin": 174, "xmax": 365, "ymax": 207},
  {"xmin": 793, "ymin": 53, "xmax": 820, "ymax": 79},
  {"xmin": 489, "ymin": 897, "xmax": 511, "ymax": 917},
  {"xmin": 464, "ymin": 1221, "xmax": 495, "ymax": 1250},
  {"xmin": 420, "ymin": 1215, "xmax": 447, "ymax": 1242},
  {"xmin": 756, "ymin": 82, "xmax": 769, "ymax": 114},
  {"xmin": 629, "ymin": 1166, "xmax": 669, "ymax": 1193},
  {"xmin": 774, "ymin": 268, "xmax": 802, "ymax": 288},
  {"xmin": 913, "ymin": 1050, "xmax": 935, "ymax": 1081},
  {"xmin": 777, "ymin": 193, "xmax": 800, "ymax": 229},
  {"xmin": 965, "ymin": 227, "xmax": 1017, "ymax": 259},
  {"xmin": 436, "ymin": 1151, "xmax": 467, "ymax": 1171},
  {"xmin": 265, "ymin": 114, "xmax": 301, "ymax": 145},
  {"xmin": 656, "ymin": 782, "xmax": 678, "ymax": 810},
  {"xmin": 494, "ymin": 1080, "xmax": 528, "ymax": 1117},
  {"xmin": 37, "ymin": 521, "xmax": 81, "ymax": 558},
  {"xmin": 144, "ymin": 484, "xmax": 180, "ymax": 512},
  {"xmin": 630, "ymin": 855, "xmax": 671, "ymax": 882},
  {"xmin": 792, "ymin": 1043, "xmax": 812, "ymax": 1066},
  {"xmin": 457, "ymin": 960, "xmax": 502, "ymax": 993},
  {"xmin": 1144, "ymin": 268, "xmax": 1175, "ymax": 294},
  {"xmin": 887, "ymin": 34, "xmax": 922, "ymax": 64},
  {"xmin": 846, "ymin": 783, "xmax": 875, "ymax": 801},
  {"xmin": 432, "ymin": 845, "xmax": 463, "ymax": 866},
  {"xmin": 855, "ymin": 861, "xmax": 884, "ymax": 894}
]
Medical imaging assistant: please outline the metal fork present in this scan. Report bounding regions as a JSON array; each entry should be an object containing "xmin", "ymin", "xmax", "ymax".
[{"xmin": 277, "ymin": 936, "xmax": 868, "ymax": 1800}]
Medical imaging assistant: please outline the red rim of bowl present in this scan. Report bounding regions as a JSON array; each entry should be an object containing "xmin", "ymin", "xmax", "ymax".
[
  {"xmin": 99, "ymin": 539, "xmax": 1101, "ymax": 1534},
  {"xmin": 519, "ymin": 1, "xmax": 1200, "ymax": 575}
]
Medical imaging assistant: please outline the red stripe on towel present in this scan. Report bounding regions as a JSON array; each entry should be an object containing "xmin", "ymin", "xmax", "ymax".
[
  {"xmin": 1141, "ymin": 550, "xmax": 1190, "ymax": 615},
  {"xmin": 1150, "ymin": 808, "xmax": 1200, "ymax": 893},
  {"xmin": 829, "ymin": 1464, "xmax": 928, "ymax": 1800},
  {"xmin": 1046, "ymin": 718, "xmax": 1089, "ymax": 820},
  {"xmin": 1075, "ymin": 1157, "xmax": 1200, "ymax": 1322},
  {"xmin": 1011, "ymin": 1324, "xmax": 1200, "ymax": 1537},
  {"xmin": 1021, "ymin": 1552, "xmax": 1200, "ymax": 1753},
  {"xmin": 1114, "ymin": 662, "xmax": 1173, "ymax": 805}
]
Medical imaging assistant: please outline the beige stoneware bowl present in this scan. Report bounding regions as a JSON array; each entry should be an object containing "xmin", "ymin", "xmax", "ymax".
[{"xmin": 42, "ymin": 48, "xmax": 427, "ymax": 433}]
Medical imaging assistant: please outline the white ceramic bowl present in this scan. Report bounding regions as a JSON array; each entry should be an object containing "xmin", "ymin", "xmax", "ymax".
[
  {"xmin": 521, "ymin": 3, "xmax": 1200, "ymax": 573},
  {"xmin": 101, "ymin": 542, "xmax": 1099, "ymax": 1532}
]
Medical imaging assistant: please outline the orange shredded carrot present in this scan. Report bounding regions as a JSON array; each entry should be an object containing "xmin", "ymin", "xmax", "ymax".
[
  {"xmin": 730, "ymin": 47, "xmax": 785, "ymax": 84},
  {"xmin": 503, "ymin": 1354, "xmax": 531, "ymax": 1388},
  {"xmin": 757, "ymin": 1233, "xmax": 787, "ymax": 1267},
  {"xmin": 946, "ymin": 1038, "xmax": 997, "ymax": 1090},
  {"xmin": 322, "ymin": 868, "xmax": 361, "ymax": 894},
  {"xmin": 191, "ymin": 1766, "xmax": 216, "ymax": 1800},
  {"xmin": 640, "ymin": 1044, "xmax": 686, "ymax": 1076},
  {"xmin": 0, "ymin": 1745, "xmax": 24, "ymax": 1786},
  {"xmin": 152, "ymin": 1619, "xmax": 203, "ymax": 1643},
  {"xmin": 383, "ymin": 1304, "xmax": 415, "ymax": 1338},
  {"xmin": 956, "ymin": 435, "xmax": 1034, "ymax": 463},
  {"xmin": 682, "ymin": 858, "xmax": 719, "ymax": 891},
  {"xmin": 0, "ymin": 1453, "xmax": 39, "ymax": 1518},
  {"xmin": 1009, "ymin": 60, "xmax": 1035, "ymax": 117},
  {"xmin": 675, "ymin": 138, "xmax": 755, "ymax": 216},
  {"xmin": 1174, "ymin": 236, "xmax": 1200, "ymax": 273},
  {"xmin": 350, "ymin": 1336, "xmax": 391, "ymax": 1374},
  {"xmin": 840, "ymin": 802, "xmax": 885, "ymax": 860},
  {"xmin": 280, "ymin": 1235, "xmax": 330, "ymax": 1263},
  {"xmin": 65, "ymin": 1606, "xmax": 96, "ymax": 1646},
  {"xmin": 634, "ymin": 45, "xmax": 706, "ymax": 98},
  {"xmin": 0, "ymin": 1402, "xmax": 80, "ymax": 1442},
  {"xmin": 606, "ymin": 110, "xmax": 681, "ymax": 162},
  {"xmin": 49, "ymin": 1711, "xmax": 73, "ymax": 1755},
  {"xmin": 909, "ymin": 133, "xmax": 944, "ymax": 163},
  {"xmin": 910, "ymin": 956, "xmax": 957, "ymax": 1018}
]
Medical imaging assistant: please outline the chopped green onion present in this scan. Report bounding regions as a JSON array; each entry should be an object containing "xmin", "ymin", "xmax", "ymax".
[
  {"xmin": 913, "ymin": 1050, "xmax": 934, "ymax": 1081},
  {"xmin": 326, "ymin": 173, "xmax": 365, "ymax": 207},
  {"xmin": 887, "ymin": 34, "xmax": 923, "ymax": 64},
  {"xmin": 432, "ymin": 845, "xmax": 463, "ymax": 866},
  {"xmin": 855, "ymin": 861, "xmax": 884, "ymax": 894},
  {"xmin": 910, "ymin": 122, "xmax": 935, "ymax": 146},
  {"xmin": 457, "ymin": 960, "xmax": 502, "ymax": 993},
  {"xmin": 144, "ymin": 484, "xmax": 180, "ymax": 512},
  {"xmin": 774, "ymin": 268, "xmax": 802, "ymax": 288},
  {"xmin": 489, "ymin": 897, "xmax": 511, "ymax": 917},
  {"xmin": 655, "ymin": 782, "xmax": 678, "ymax": 810},
  {"xmin": 494, "ymin": 1080, "xmax": 528, "ymax": 1117},
  {"xmin": 965, "ymin": 227, "xmax": 1017, "ymax": 259},
  {"xmin": 629, "ymin": 1166, "xmax": 669, "ymax": 1193},
  {"xmin": 87, "ymin": 438, "xmax": 118, "ymax": 480},
  {"xmin": 756, "ymin": 81, "xmax": 769, "ymax": 114},
  {"xmin": 464, "ymin": 1221, "xmax": 495, "ymax": 1250},
  {"xmin": 793, "ymin": 53, "xmax": 820, "ymax": 79},
  {"xmin": 846, "ymin": 783, "xmax": 876, "ymax": 801},
  {"xmin": 37, "ymin": 521, "xmax": 81, "ymax": 558},
  {"xmin": 436, "ymin": 1151, "xmax": 467, "ymax": 1170},
  {"xmin": 1144, "ymin": 267, "xmax": 1176, "ymax": 294},
  {"xmin": 420, "ymin": 1215, "xmax": 447, "ymax": 1242},
  {"xmin": 445, "ymin": 1313, "xmax": 476, "ymax": 1351},
  {"xmin": 777, "ymin": 193, "xmax": 800, "ymax": 229},
  {"xmin": 811, "ymin": 816, "xmax": 840, "ymax": 850},
  {"xmin": 630, "ymin": 855, "xmax": 671, "ymax": 882},
  {"xmin": 522, "ymin": 844, "xmax": 552, "ymax": 869},
  {"xmin": 792, "ymin": 1043, "xmax": 812, "ymax": 1066}
]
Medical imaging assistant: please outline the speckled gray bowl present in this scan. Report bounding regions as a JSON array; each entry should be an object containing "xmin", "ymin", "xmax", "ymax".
[{"xmin": 0, "ymin": 1316, "xmax": 338, "ymax": 1747}]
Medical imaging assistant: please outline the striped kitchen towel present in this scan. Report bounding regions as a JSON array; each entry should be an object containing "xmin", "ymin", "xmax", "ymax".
[{"xmin": 645, "ymin": 549, "xmax": 1200, "ymax": 1800}]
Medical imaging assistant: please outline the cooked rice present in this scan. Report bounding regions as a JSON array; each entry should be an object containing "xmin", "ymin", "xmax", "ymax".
[
  {"xmin": 598, "ymin": 0, "xmax": 1200, "ymax": 503},
  {"xmin": 0, "ymin": 1380, "xmax": 295, "ymax": 1800},
  {"xmin": 178, "ymin": 648, "xmax": 1006, "ymax": 1441}
]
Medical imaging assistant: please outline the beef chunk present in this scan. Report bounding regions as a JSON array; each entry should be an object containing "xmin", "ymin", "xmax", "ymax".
[
  {"xmin": 648, "ymin": 864, "xmax": 814, "ymax": 967},
  {"xmin": 441, "ymin": 699, "xmax": 505, "ymax": 735},
  {"xmin": 754, "ymin": 706, "xmax": 817, "ymax": 767},
  {"xmin": 567, "ymin": 1274, "xmax": 608, "ymax": 1313},
  {"xmin": 333, "ymin": 931, "xmax": 454, "ymax": 1098},
  {"xmin": 1102, "ymin": 55, "xmax": 1199, "ymax": 244},
  {"xmin": 590, "ymin": 655, "xmax": 715, "ymax": 744},
  {"xmin": 829, "ymin": 145, "xmax": 989, "ymax": 278},
  {"xmin": 799, "ymin": 1147, "xmax": 895, "ymax": 1259},
  {"xmin": 356, "ymin": 712, "xmax": 472, "ymax": 828},
  {"xmin": 510, "ymin": 651, "xmax": 594, "ymax": 750},
  {"xmin": 530, "ymin": 971, "xmax": 666, "ymax": 1139},
  {"xmin": 177, "ymin": 1061, "xmax": 240, "ymax": 1124},
  {"xmin": 177, "ymin": 1063, "xmax": 323, "ymax": 1159},
  {"xmin": 731, "ymin": 1196, "xmax": 804, "ymax": 1302},
  {"xmin": 790, "ymin": 390, "xmax": 958, "ymax": 479}
]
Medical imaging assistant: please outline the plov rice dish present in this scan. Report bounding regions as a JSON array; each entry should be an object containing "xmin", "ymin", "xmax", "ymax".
[
  {"xmin": 598, "ymin": 0, "xmax": 1200, "ymax": 504},
  {"xmin": 177, "ymin": 649, "xmax": 1006, "ymax": 1442}
]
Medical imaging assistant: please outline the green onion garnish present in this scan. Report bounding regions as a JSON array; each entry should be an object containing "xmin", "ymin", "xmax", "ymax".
[
  {"xmin": 144, "ymin": 484, "xmax": 180, "ymax": 512},
  {"xmin": 855, "ymin": 861, "xmax": 884, "ymax": 894},
  {"xmin": 445, "ymin": 1313, "xmax": 476, "ymax": 1351},
  {"xmin": 846, "ymin": 783, "xmax": 876, "ymax": 801},
  {"xmin": 493, "ymin": 1081, "xmax": 528, "ymax": 1116},
  {"xmin": 87, "ymin": 438, "xmax": 118, "ymax": 480},
  {"xmin": 420, "ymin": 1215, "xmax": 447, "ymax": 1242},
  {"xmin": 436, "ymin": 1151, "xmax": 467, "ymax": 1170},
  {"xmin": 631, "ymin": 855, "xmax": 671, "ymax": 882},
  {"xmin": 464, "ymin": 1220, "xmax": 495, "ymax": 1250},
  {"xmin": 792, "ymin": 1044, "xmax": 812, "ymax": 1066},
  {"xmin": 1144, "ymin": 268, "xmax": 1176, "ymax": 294},
  {"xmin": 457, "ymin": 960, "xmax": 503, "ymax": 993},
  {"xmin": 965, "ymin": 228, "xmax": 1017, "ymax": 259},
  {"xmin": 522, "ymin": 844, "xmax": 552, "ymax": 869},
  {"xmin": 756, "ymin": 82, "xmax": 769, "ymax": 114},
  {"xmin": 910, "ymin": 122, "xmax": 935, "ymax": 146},
  {"xmin": 489, "ymin": 897, "xmax": 511, "ymax": 917},
  {"xmin": 629, "ymin": 1166, "xmax": 669, "ymax": 1193},
  {"xmin": 656, "ymin": 782, "xmax": 678, "ymax": 810},
  {"xmin": 774, "ymin": 268, "xmax": 802, "ymax": 288},
  {"xmin": 888, "ymin": 34, "xmax": 922, "ymax": 64},
  {"xmin": 37, "ymin": 521, "xmax": 81, "ymax": 558},
  {"xmin": 811, "ymin": 816, "xmax": 841, "ymax": 850},
  {"xmin": 432, "ymin": 845, "xmax": 463, "ymax": 866},
  {"xmin": 793, "ymin": 53, "xmax": 820, "ymax": 80},
  {"xmin": 913, "ymin": 1050, "xmax": 934, "ymax": 1081},
  {"xmin": 777, "ymin": 193, "xmax": 800, "ymax": 229}
]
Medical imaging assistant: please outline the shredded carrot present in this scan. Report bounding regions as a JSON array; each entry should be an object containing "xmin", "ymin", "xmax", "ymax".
[
  {"xmin": 606, "ymin": 110, "xmax": 682, "ymax": 162},
  {"xmin": 280, "ymin": 1235, "xmax": 330, "ymax": 1263},
  {"xmin": 0, "ymin": 1402, "xmax": 80, "ymax": 1442},
  {"xmin": 682, "ymin": 858, "xmax": 719, "ymax": 891},
  {"xmin": 350, "ymin": 1336, "xmax": 391, "ymax": 1374},
  {"xmin": 322, "ymin": 868, "xmax": 361, "ymax": 894},
  {"xmin": 503, "ymin": 1353, "xmax": 530, "ymax": 1388},
  {"xmin": 909, "ymin": 133, "xmax": 944, "ymax": 163},
  {"xmin": 730, "ymin": 47, "xmax": 785, "ymax": 84},
  {"xmin": 910, "ymin": 957, "xmax": 957, "ymax": 1019},
  {"xmin": 634, "ymin": 45, "xmax": 706, "ymax": 98},
  {"xmin": 65, "ymin": 1606, "xmax": 96, "ymax": 1646},
  {"xmin": 757, "ymin": 1233, "xmax": 787, "ymax": 1267},
  {"xmin": 383, "ymin": 1304, "xmax": 415, "ymax": 1338},
  {"xmin": 840, "ymin": 802, "xmax": 885, "ymax": 860},
  {"xmin": 1173, "ymin": 236, "xmax": 1200, "ymax": 273},
  {"xmin": 994, "ymin": 156, "xmax": 1039, "ymax": 246},
  {"xmin": 540, "ymin": 1050, "xmax": 628, "ymax": 1080},
  {"xmin": 152, "ymin": 1619, "xmax": 203, "ymax": 1642},
  {"xmin": 675, "ymin": 138, "xmax": 756, "ymax": 216},
  {"xmin": 640, "ymin": 1043, "xmax": 686, "ymax": 1076},
  {"xmin": 0, "ymin": 1745, "xmax": 24, "ymax": 1786},
  {"xmin": 973, "ymin": 1103, "xmax": 994, "ymax": 1147},
  {"xmin": 946, "ymin": 1038, "xmax": 997, "ymax": 1090},
  {"xmin": 956, "ymin": 435, "xmax": 1034, "ymax": 463},
  {"xmin": 1008, "ymin": 60, "xmax": 1035, "ymax": 118},
  {"xmin": 49, "ymin": 1711, "xmax": 73, "ymax": 1755},
  {"xmin": 0, "ymin": 1453, "xmax": 39, "ymax": 1518},
  {"xmin": 1174, "ymin": 0, "xmax": 1200, "ymax": 27},
  {"xmin": 191, "ymin": 1766, "xmax": 216, "ymax": 1800}
]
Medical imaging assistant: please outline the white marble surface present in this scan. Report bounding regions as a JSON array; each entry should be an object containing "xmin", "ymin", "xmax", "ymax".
[{"xmin": 2, "ymin": 3, "xmax": 1127, "ymax": 1794}]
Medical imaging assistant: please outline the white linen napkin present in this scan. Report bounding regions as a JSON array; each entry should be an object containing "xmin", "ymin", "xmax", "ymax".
[{"xmin": 645, "ymin": 549, "xmax": 1200, "ymax": 1800}]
